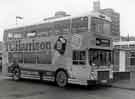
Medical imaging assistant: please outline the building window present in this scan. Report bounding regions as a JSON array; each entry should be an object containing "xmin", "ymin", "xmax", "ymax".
[
  {"xmin": 72, "ymin": 50, "xmax": 86, "ymax": 65},
  {"xmin": 129, "ymin": 52, "xmax": 135, "ymax": 65},
  {"xmin": 113, "ymin": 50, "xmax": 119, "ymax": 66},
  {"xmin": 129, "ymin": 44, "xmax": 135, "ymax": 49}
]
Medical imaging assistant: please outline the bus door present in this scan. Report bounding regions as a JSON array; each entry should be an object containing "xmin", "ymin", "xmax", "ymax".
[{"xmin": 72, "ymin": 50, "xmax": 90, "ymax": 80}]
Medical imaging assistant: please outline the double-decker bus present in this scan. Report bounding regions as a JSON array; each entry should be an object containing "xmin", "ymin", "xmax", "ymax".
[{"xmin": 3, "ymin": 12, "xmax": 113, "ymax": 87}]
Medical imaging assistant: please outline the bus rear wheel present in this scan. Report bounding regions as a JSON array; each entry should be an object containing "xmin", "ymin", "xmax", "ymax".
[
  {"xmin": 12, "ymin": 67, "xmax": 21, "ymax": 81},
  {"xmin": 55, "ymin": 70, "xmax": 68, "ymax": 87}
]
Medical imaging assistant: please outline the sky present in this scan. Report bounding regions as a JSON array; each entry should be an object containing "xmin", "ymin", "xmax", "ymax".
[{"xmin": 0, "ymin": 0, "xmax": 135, "ymax": 41}]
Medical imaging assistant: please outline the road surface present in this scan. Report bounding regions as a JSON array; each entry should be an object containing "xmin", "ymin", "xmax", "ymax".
[{"xmin": 0, "ymin": 76, "xmax": 134, "ymax": 99}]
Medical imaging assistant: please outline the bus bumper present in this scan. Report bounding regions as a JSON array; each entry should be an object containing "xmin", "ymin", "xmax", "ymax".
[
  {"xmin": 68, "ymin": 78, "xmax": 88, "ymax": 85},
  {"xmin": 68, "ymin": 78, "xmax": 111, "ymax": 86},
  {"xmin": 87, "ymin": 79, "xmax": 111, "ymax": 85}
]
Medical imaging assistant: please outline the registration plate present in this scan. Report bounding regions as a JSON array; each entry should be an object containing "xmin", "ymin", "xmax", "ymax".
[{"xmin": 101, "ymin": 80, "xmax": 107, "ymax": 83}]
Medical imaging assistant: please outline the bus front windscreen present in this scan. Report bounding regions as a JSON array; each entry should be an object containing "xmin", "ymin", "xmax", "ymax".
[{"xmin": 88, "ymin": 49, "xmax": 112, "ymax": 66}]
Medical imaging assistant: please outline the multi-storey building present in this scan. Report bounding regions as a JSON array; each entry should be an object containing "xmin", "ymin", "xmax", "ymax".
[
  {"xmin": 99, "ymin": 9, "xmax": 120, "ymax": 41},
  {"xmin": 93, "ymin": 1, "xmax": 120, "ymax": 41},
  {"xmin": 113, "ymin": 41, "xmax": 135, "ymax": 72}
]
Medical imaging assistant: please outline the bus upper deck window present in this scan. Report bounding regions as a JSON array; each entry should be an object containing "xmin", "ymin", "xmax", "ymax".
[
  {"xmin": 8, "ymin": 33, "xmax": 13, "ymax": 39},
  {"xmin": 14, "ymin": 33, "xmax": 22, "ymax": 38},
  {"xmin": 27, "ymin": 31, "xmax": 36, "ymax": 37}
]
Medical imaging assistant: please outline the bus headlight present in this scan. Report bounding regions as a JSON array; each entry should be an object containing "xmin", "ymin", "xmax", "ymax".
[
  {"xmin": 91, "ymin": 63, "xmax": 96, "ymax": 72},
  {"xmin": 110, "ymin": 64, "xmax": 113, "ymax": 70},
  {"xmin": 110, "ymin": 71, "xmax": 113, "ymax": 79},
  {"xmin": 92, "ymin": 63, "xmax": 96, "ymax": 66},
  {"xmin": 90, "ymin": 72, "xmax": 97, "ymax": 80}
]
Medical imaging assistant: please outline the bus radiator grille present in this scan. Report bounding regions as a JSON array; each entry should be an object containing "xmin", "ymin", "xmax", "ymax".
[{"xmin": 97, "ymin": 71, "xmax": 109, "ymax": 80}]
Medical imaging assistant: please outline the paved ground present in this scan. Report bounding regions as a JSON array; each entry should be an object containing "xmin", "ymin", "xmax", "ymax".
[
  {"xmin": 111, "ymin": 71, "xmax": 135, "ymax": 90},
  {"xmin": 0, "ymin": 74, "xmax": 134, "ymax": 99},
  {"xmin": 111, "ymin": 79, "xmax": 135, "ymax": 90}
]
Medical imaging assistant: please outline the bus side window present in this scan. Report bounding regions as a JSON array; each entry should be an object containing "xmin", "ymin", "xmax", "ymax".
[
  {"xmin": 14, "ymin": 33, "xmax": 23, "ymax": 39},
  {"xmin": 37, "ymin": 31, "xmax": 49, "ymax": 37},
  {"xmin": 27, "ymin": 31, "xmax": 36, "ymax": 38},
  {"xmin": 72, "ymin": 50, "xmax": 86, "ymax": 65},
  {"xmin": 8, "ymin": 33, "xmax": 14, "ymax": 39},
  {"xmin": 72, "ymin": 16, "xmax": 88, "ymax": 33}
]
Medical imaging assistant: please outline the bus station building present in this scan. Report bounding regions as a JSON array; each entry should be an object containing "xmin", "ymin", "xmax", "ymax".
[{"xmin": 113, "ymin": 41, "xmax": 135, "ymax": 80}]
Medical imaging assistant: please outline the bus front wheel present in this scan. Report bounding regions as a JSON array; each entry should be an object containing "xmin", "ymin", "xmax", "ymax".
[
  {"xmin": 12, "ymin": 67, "xmax": 21, "ymax": 81},
  {"xmin": 55, "ymin": 70, "xmax": 68, "ymax": 87}
]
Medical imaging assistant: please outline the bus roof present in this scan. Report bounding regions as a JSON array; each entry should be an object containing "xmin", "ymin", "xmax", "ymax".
[
  {"xmin": 5, "ymin": 11, "xmax": 111, "ymax": 32},
  {"xmin": 113, "ymin": 41, "xmax": 135, "ymax": 45}
]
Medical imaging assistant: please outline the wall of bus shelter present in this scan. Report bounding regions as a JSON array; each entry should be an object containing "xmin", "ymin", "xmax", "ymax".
[
  {"xmin": 0, "ymin": 42, "xmax": 2, "ymax": 72},
  {"xmin": 0, "ymin": 53, "xmax": 2, "ymax": 72},
  {"xmin": 113, "ymin": 47, "xmax": 135, "ymax": 80}
]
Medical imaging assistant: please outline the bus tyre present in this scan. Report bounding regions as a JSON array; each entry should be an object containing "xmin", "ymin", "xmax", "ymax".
[
  {"xmin": 55, "ymin": 70, "xmax": 68, "ymax": 88},
  {"xmin": 12, "ymin": 67, "xmax": 21, "ymax": 81}
]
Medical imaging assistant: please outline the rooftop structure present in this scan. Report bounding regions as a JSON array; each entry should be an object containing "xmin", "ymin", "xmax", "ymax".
[{"xmin": 93, "ymin": 1, "xmax": 120, "ymax": 41}]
